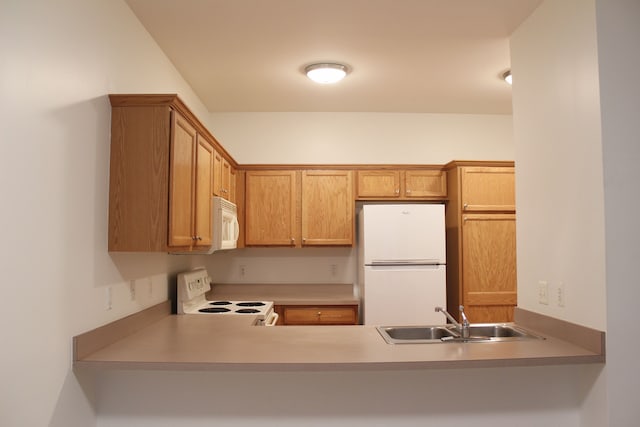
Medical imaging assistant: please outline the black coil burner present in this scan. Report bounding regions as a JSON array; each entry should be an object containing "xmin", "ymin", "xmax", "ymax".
[
  {"xmin": 209, "ymin": 301, "xmax": 232, "ymax": 306},
  {"xmin": 198, "ymin": 307, "xmax": 231, "ymax": 313},
  {"xmin": 235, "ymin": 308, "xmax": 260, "ymax": 314},
  {"xmin": 236, "ymin": 302, "xmax": 266, "ymax": 307}
]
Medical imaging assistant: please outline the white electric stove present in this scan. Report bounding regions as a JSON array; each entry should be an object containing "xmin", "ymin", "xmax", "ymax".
[{"xmin": 176, "ymin": 268, "xmax": 278, "ymax": 326}]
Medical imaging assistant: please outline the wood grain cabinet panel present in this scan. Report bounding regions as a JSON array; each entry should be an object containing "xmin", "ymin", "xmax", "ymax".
[
  {"xmin": 445, "ymin": 162, "xmax": 517, "ymax": 323},
  {"xmin": 301, "ymin": 170, "xmax": 353, "ymax": 246},
  {"xmin": 356, "ymin": 169, "xmax": 446, "ymax": 200},
  {"xmin": 213, "ymin": 149, "xmax": 233, "ymax": 201},
  {"xmin": 168, "ymin": 113, "xmax": 197, "ymax": 248},
  {"xmin": 461, "ymin": 213, "xmax": 517, "ymax": 322},
  {"xmin": 194, "ymin": 136, "xmax": 214, "ymax": 247},
  {"xmin": 245, "ymin": 170, "xmax": 354, "ymax": 247},
  {"xmin": 404, "ymin": 170, "xmax": 448, "ymax": 198},
  {"xmin": 108, "ymin": 94, "xmax": 231, "ymax": 252},
  {"xmin": 356, "ymin": 170, "xmax": 401, "ymax": 198},
  {"xmin": 276, "ymin": 305, "xmax": 359, "ymax": 325},
  {"xmin": 461, "ymin": 166, "xmax": 515, "ymax": 211},
  {"xmin": 244, "ymin": 170, "xmax": 298, "ymax": 246}
]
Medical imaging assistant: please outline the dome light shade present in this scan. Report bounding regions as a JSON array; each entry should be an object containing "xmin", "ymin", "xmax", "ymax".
[
  {"xmin": 503, "ymin": 70, "xmax": 512, "ymax": 85},
  {"xmin": 305, "ymin": 63, "xmax": 348, "ymax": 84}
]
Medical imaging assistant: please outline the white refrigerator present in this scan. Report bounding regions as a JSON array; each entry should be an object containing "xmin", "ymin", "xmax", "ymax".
[{"xmin": 358, "ymin": 204, "xmax": 446, "ymax": 326}]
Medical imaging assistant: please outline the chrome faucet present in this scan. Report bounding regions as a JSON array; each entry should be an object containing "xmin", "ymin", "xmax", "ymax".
[
  {"xmin": 435, "ymin": 305, "xmax": 470, "ymax": 339},
  {"xmin": 458, "ymin": 305, "xmax": 470, "ymax": 338}
]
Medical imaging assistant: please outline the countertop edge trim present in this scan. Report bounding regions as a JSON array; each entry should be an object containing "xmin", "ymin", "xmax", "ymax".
[
  {"xmin": 73, "ymin": 301, "xmax": 171, "ymax": 361},
  {"xmin": 73, "ymin": 355, "xmax": 604, "ymax": 372},
  {"xmin": 514, "ymin": 308, "xmax": 605, "ymax": 357}
]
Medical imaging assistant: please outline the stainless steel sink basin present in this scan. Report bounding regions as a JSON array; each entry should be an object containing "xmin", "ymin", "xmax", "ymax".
[
  {"xmin": 467, "ymin": 324, "xmax": 529, "ymax": 339},
  {"xmin": 377, "ymin": 323, "xmax": 544, "ymax": 344},
  {"xmin": 378, "ymin": 326, "xmax": 458, "ymax": 343}
]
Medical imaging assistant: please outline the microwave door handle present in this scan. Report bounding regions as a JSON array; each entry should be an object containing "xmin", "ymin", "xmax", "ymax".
[{"xmin": 233, "ymin": 216, "xmax": 240, "ymax": 241}]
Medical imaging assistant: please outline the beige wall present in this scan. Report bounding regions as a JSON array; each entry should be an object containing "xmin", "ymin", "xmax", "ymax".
[
  {"xmin": 209, "ymin": 112, "xmax": 514, "ymax": 164},
  {"xmin": 0, "ymin": 0, "xmax": 214, "ymax": 425},
  {"xmin": 595, "ymin": 0, "xmax": 640, "ymax": 425},
  {"xmin": 510, "ymin": 0, "xmax": 606, "ymax": 331}
]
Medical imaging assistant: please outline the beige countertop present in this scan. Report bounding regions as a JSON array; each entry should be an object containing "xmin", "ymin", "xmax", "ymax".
[{"xmin": 73, "ymin": 303, "xmax": 604, "ymax": 371}]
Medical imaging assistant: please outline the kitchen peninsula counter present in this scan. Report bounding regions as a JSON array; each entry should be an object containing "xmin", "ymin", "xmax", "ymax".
[{"xmin": 73, "ymin": 302, "xmax": 604, "ymax": 371}]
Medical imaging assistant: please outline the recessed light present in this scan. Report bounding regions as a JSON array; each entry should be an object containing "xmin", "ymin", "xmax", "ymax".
[
  {"xmin": 305, "ymin": 63, "xmax": 349, "ymax": 84},
  {"xmin": 502, "ymin": 70, "xmax": 512, "ymax": 85}
]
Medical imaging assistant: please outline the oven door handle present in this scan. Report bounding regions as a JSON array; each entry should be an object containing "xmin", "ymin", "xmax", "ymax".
[{"xmin": 265, "ymin": 312, "xmax": 279, "ymax": 326}]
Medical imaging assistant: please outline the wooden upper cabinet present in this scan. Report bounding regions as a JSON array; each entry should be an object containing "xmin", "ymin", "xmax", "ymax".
[
  {"xmin": 356, "ymin": 169, "xmax": 446, "ymax": 200},
  {"xmin": 461, "ymin": 166, "xmax": 515, "ymax": 212},
  {"xmin": 213, "ymin": 149, "xmax": 233, "ymax": 201},
  {"xmin": 168, "ymin": 112, "xmax": 197, "ymax": 248},
  {"xmin": 229, "ymin": 166, "xmax": 237, "ymax": 204},
  {"xmin": 213, "ymin": 149, "xmax": 222, "ymax": 197},
  {"xmin": 244, "ymin": 170, "xmax": 298, "ymax": 246},
  {"xmin": 301, "ymin": 170, "xmax": 354, "ymax": 246},
  {"xmin": 244, "ymin": 169, "xmax": 354, "ymax": 247},
  {"xmin": 194, "ymin": 135, "xmax": 214, "ymax": 248},
  {"xmin": 168, "ymin": 112, "xmax": 214, "ymax": 250},
  {"xmin": 357, "ymin": 170, "xmax": 401, "ymax": 198},
  {"xmin": 404, "ymin": 170, "xmax": 447, "ymax": 198},
  {"xmin": 108, "ymin": 94, "xmax": 231, "ymax": 253}
]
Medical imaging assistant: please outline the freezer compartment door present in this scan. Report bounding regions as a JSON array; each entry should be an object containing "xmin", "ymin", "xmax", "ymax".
[
  {"xmin": 361, "ymin": 204, "xmax": 445, "ymax": 264},
  {"xmin": 363, "ymin": 265, "xmax": 446, "ymax": 326}
]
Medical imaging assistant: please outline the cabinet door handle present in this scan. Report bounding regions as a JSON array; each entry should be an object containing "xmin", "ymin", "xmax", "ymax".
[
  {"xmin": 395, "ymin": 188, "xmax": 400, "ymax": 194},
  {"xmin": 290, "ymin": 238, "xmax": 295, "ymax": 244},
  {"xmin": 463, "ymin": 203, "xmax": 468, "ymax": 209},
  {"xmin": 406, "ymin": 189, "xmax": 411, "ymax": 194}
]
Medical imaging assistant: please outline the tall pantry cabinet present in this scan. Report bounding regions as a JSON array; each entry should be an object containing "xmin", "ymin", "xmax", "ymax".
[{"xmin": 445, "ymin": 162, "xmax": 517, "ymax": 323}]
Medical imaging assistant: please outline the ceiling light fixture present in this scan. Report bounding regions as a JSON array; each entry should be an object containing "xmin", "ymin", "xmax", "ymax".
[
  {"xmin": 305, "ymin": 63, "xmax": 349, "ymax": 84},
  {"xmin": 502, "ymin": 70, "xmax": 512, "ymax": 85}
]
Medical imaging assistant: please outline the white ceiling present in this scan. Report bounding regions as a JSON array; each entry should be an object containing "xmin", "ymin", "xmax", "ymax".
[{"xmin": 125, "ymin": 0, "xmax": 542, "ymax": 114}]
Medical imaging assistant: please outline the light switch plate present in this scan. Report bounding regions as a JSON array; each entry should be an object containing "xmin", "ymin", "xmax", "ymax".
[{"xmin": 538, "ymin": 280, "xmax": 549, "ymax": 305}]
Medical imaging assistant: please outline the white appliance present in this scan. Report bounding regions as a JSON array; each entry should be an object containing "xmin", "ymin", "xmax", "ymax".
[
  {"xmin": 212, "ymin": 196, "xmax": 240, "ymax": 252},
  {"xmin": 177, "ymin": 268, "xmax": 278, "ymax": 326},
  {"xmin": 358, "ymin": 204, "xmax": 446, "ymax": 326},
  {"xmin": 170, "ymin": 197, "xmax": 239, "ymax": 254}
]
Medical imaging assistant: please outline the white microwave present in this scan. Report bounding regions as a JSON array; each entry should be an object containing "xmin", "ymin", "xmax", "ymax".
[{"xmin": 211, "ymin": 196, "xmax": 239, "ymax": 252}]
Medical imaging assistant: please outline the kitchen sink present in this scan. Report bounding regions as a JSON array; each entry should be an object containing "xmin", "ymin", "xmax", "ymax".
[
  {"xmin": 378, "ymin": 326, "xmax": 458, "ymax": 343},
  {"xmin": 377, "ymin": 323, "xmax": 544, "ymax": 344}
]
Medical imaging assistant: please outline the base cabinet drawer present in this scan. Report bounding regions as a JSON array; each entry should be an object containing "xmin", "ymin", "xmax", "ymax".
[{"xmin": 275, "ymin": 305, "xmax": 358, "ymax": 325}]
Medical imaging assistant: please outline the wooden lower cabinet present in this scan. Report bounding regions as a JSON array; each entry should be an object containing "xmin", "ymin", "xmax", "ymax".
[
  {"xmin": 274, "ymin": 305, "xmax": 359, "ymax": 325},
  {"xmin": 461, "ymin": 214, "xmax": 517, "ymax": 323}
]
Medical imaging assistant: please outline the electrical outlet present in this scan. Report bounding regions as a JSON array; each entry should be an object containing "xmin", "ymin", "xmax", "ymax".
[
  {"xmin": 129, "ymin": 280, "xmax": 136, "ymax": 301},
  {"xmin": 538, "ymin": 280, "xmax": 549, "ymax": 305},
  {"xmin": 330, "ymin": 264, "xmax": 338, "ymax": 277},
  {"xmin": 239, "ymin": 265, "xmax": 246, "ymax": 278},
  {"xmin": 557, "ymin": 281, "xmax": 565, "ymax": 307}
]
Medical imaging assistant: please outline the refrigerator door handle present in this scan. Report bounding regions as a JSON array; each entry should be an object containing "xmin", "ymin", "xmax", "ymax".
[{"xmin": 369, "ymin": 259, "xmax": 442, "ymax": 266}]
